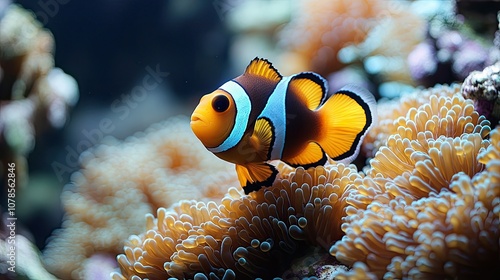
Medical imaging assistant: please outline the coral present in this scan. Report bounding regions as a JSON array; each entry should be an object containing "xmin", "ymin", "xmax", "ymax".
[
  {"xmin": 407, "ymin": 40, "xmax": 440, "ymax": 83},
  {"xmin": 227, "ymin": 0, "xmax": 427, "ymax": 99},
  {"xmin": 408, "ymin": 33, "xmax": 493, "ymax": 87},
  {"xmin": 112, "ymin": 162, "xmax": 364, "ymax": 280},
  {"xmin": 327, "ymin": 66, "xmax": 374, "ymax": 93},
  {"xmin": 223, "ymin": 0, "xmax": 291, "ymax": 75},
  {"xmin": 332, "ymin": 262, "xmax": 377, "ymax": 280},
  {"xmin": 43, "ymin": 116, "xmax": 238, "ymax": 279},
  {"xmin": 278, "ymin": 0, "xmax": 391, "ymax": 75},
  {"xmin": 407, "ymin": 1, "xmax": 500, "ymax": 88},
  {"xmin": 346, "ymin": 2, "xmax": 426, "ymax": 86},
  {"xmin": 279, "ymin": 0, "xmax": 425, "ymax": 87},
  {"xmin": 0, "ymin": 4, "xmax": 79, "ymax": 187},
  {"xmin": 79, "ymin": 253, "xmax": 118, "ymax": 280},
  {"xmin": 452, "ymin": 40, "xmax": 491, "ymax": 80},
  {"xmin": 281, "ymin": 247, "xmax": 348, "ymax": 279},
  {"xmin": 462, "ymin": 61, "xmax": 500, "ymax": 123}
]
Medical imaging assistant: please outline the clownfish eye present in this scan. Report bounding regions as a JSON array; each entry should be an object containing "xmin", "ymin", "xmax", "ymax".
[{"xmin": 212, "ymin": 95, "xmax": 230, "ymax": 112}]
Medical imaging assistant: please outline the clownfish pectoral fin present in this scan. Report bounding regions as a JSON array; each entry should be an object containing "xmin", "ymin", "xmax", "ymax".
[
  {"xmin": 249, "ymin": 118, "xmax": 274, "ymax": 161},
  {"xmin": 235, "ymin": 162, "xmax": 278, "ymax": 194},
  {"xmin": 317, "ymin": 84, "xmax": 376, "ymax": 164},
  {"xmin": 284, "ymin": 142, "xmax": 327, "ymax": 168},
  {"xmin": 288, "ymin": 72, "xmax": 328, "ymax": 110},
  {"xmin": 244, "ymin": 57, "xmax": 282, "ymax": 83}
]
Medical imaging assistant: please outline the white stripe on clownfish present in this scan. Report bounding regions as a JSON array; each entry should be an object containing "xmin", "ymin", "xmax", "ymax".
[
  {"xmin": 208, "ymin": 80, "xmax": 251, "ymax": 153},
  {"xmin": 256, "ymin": 75, "xmax": 293, "ymax": 160}
]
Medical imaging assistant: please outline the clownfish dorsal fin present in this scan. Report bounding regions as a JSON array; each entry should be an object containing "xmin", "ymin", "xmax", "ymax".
[
  {"xmin": 288, "ymin": 72, "xmax": 328, "ymax": 110},
  {"xmin": 244, "ymin": 57, "xmax": 282, "ymax": 83},
  {"xmin": 284, "ymin": 141, "xmax": 327, "ymax": 168},
  {"xmin": 249, "ymin": 118, "xmax": 274, "ymax": 161}
]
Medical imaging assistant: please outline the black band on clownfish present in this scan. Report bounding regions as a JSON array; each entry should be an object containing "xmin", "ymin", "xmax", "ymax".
[{"xmin": 190, "ymin": 57, "xmax": 376, "ymax": 194}]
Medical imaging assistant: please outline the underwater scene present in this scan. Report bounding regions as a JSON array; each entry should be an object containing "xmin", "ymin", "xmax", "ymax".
[{"xmin": 1, "ymin": 0, "xmax": 500, "ymax": 279}]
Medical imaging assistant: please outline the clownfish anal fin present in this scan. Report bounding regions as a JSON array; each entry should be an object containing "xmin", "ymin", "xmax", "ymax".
[
  {"xmin": 235, "ymin": 164, "xmax": 251, "ymax": 189},
  {"xmin": 249, "ymin": 118, "xmax": 275, "ymax": 161},
  {"xmin": 236, "ymin": 163, "xmax": 278, "ymax": 194},
  {"xmin": 284, "ymin": 141, "xmax": 327, "ymax": 169},
  {"xmin": 245, "ymin": 57, "xmax": 282, "ymax": 83},
  {"xmin": 289, "ymin": 72, "xmax": 328, "ymax": 110}
]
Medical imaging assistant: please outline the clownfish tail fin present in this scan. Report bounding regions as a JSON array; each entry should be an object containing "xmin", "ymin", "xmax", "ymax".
[{"xmin": 317, "ymin": 84, "xmax": 376, "ymax": 163}]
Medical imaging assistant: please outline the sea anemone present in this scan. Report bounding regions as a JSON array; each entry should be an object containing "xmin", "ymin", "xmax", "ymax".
[
  {"xmin": 330, "ymin": 86, "xmax": 498, "ymax": 278},
  {"xmin": 332, "ymin": 169, "xmax": 500, "ymax": 279},
  {"xmin": 367, "ymin": 91, "xmax": 491, "ymax": 199},
  {"xmin": 363, "ymin": 83, "xmax": 490, "ymax": 157},
  {"xmin": 370, "ymin": 133, "xmax": 488, "ymax": 199},
  {"xmin": 43, "ymin": 116, "xmax": 237, "ymax": 279},
  {"xmin": 113, "ymin": 162, "xmax": 365, "ymax": 279}
]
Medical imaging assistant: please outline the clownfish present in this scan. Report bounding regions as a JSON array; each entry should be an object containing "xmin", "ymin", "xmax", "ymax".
[{"xmin": 190, "ymin": 58, "xmax": 376, "ymax": 194}]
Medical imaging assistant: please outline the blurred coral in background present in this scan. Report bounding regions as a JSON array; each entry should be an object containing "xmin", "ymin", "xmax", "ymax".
[
  {"xmin": 278, "ymin": 0, "xmax": 426, "ymax": 86},
  {"xmin": 0, "ymin": 3, "xmax": 77, "ymax": 278},
  {"xmin": 0, "ymin": 4, "xmax": 78, "ymax": 188},
  {"xmin": 1, "ymin": 0, "xmax": 500, "ymax": 279},
  {"xmin": 43, "ymin": 117, "xmax": 237, "ymax": 279},
  {"xmin": 229, "ymin": 0, "xmax": 427, "ymax": 98}
]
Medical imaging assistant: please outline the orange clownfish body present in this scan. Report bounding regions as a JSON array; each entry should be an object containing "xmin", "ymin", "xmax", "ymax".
[{"xmin": 190, "ymin": 58, "xmax": 376, "ymax": 194}]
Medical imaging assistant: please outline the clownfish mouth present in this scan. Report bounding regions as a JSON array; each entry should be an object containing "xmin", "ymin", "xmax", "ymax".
[{"xmin": 190, "ymin": 113, "xmax": 206, "ymax": 126}]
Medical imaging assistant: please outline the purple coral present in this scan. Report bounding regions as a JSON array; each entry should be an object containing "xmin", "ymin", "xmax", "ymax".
[
  {"xmin": 453, "ymin": 40, "xmax": 489, "ymax": 80},
  {"xmin": 436, "ymin": 30, "xmax": 463, "ymax": 62},
  {"xmin": 461, "ymin": 62, "xmax": 500, "ymax": 123},
  {"xmin": 408, "ymin": 24, "xmax": 496, "ymax": 87},
  {"xmin": 407, "ymin": 41, "xmax": 438, "ymax": 83}
]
